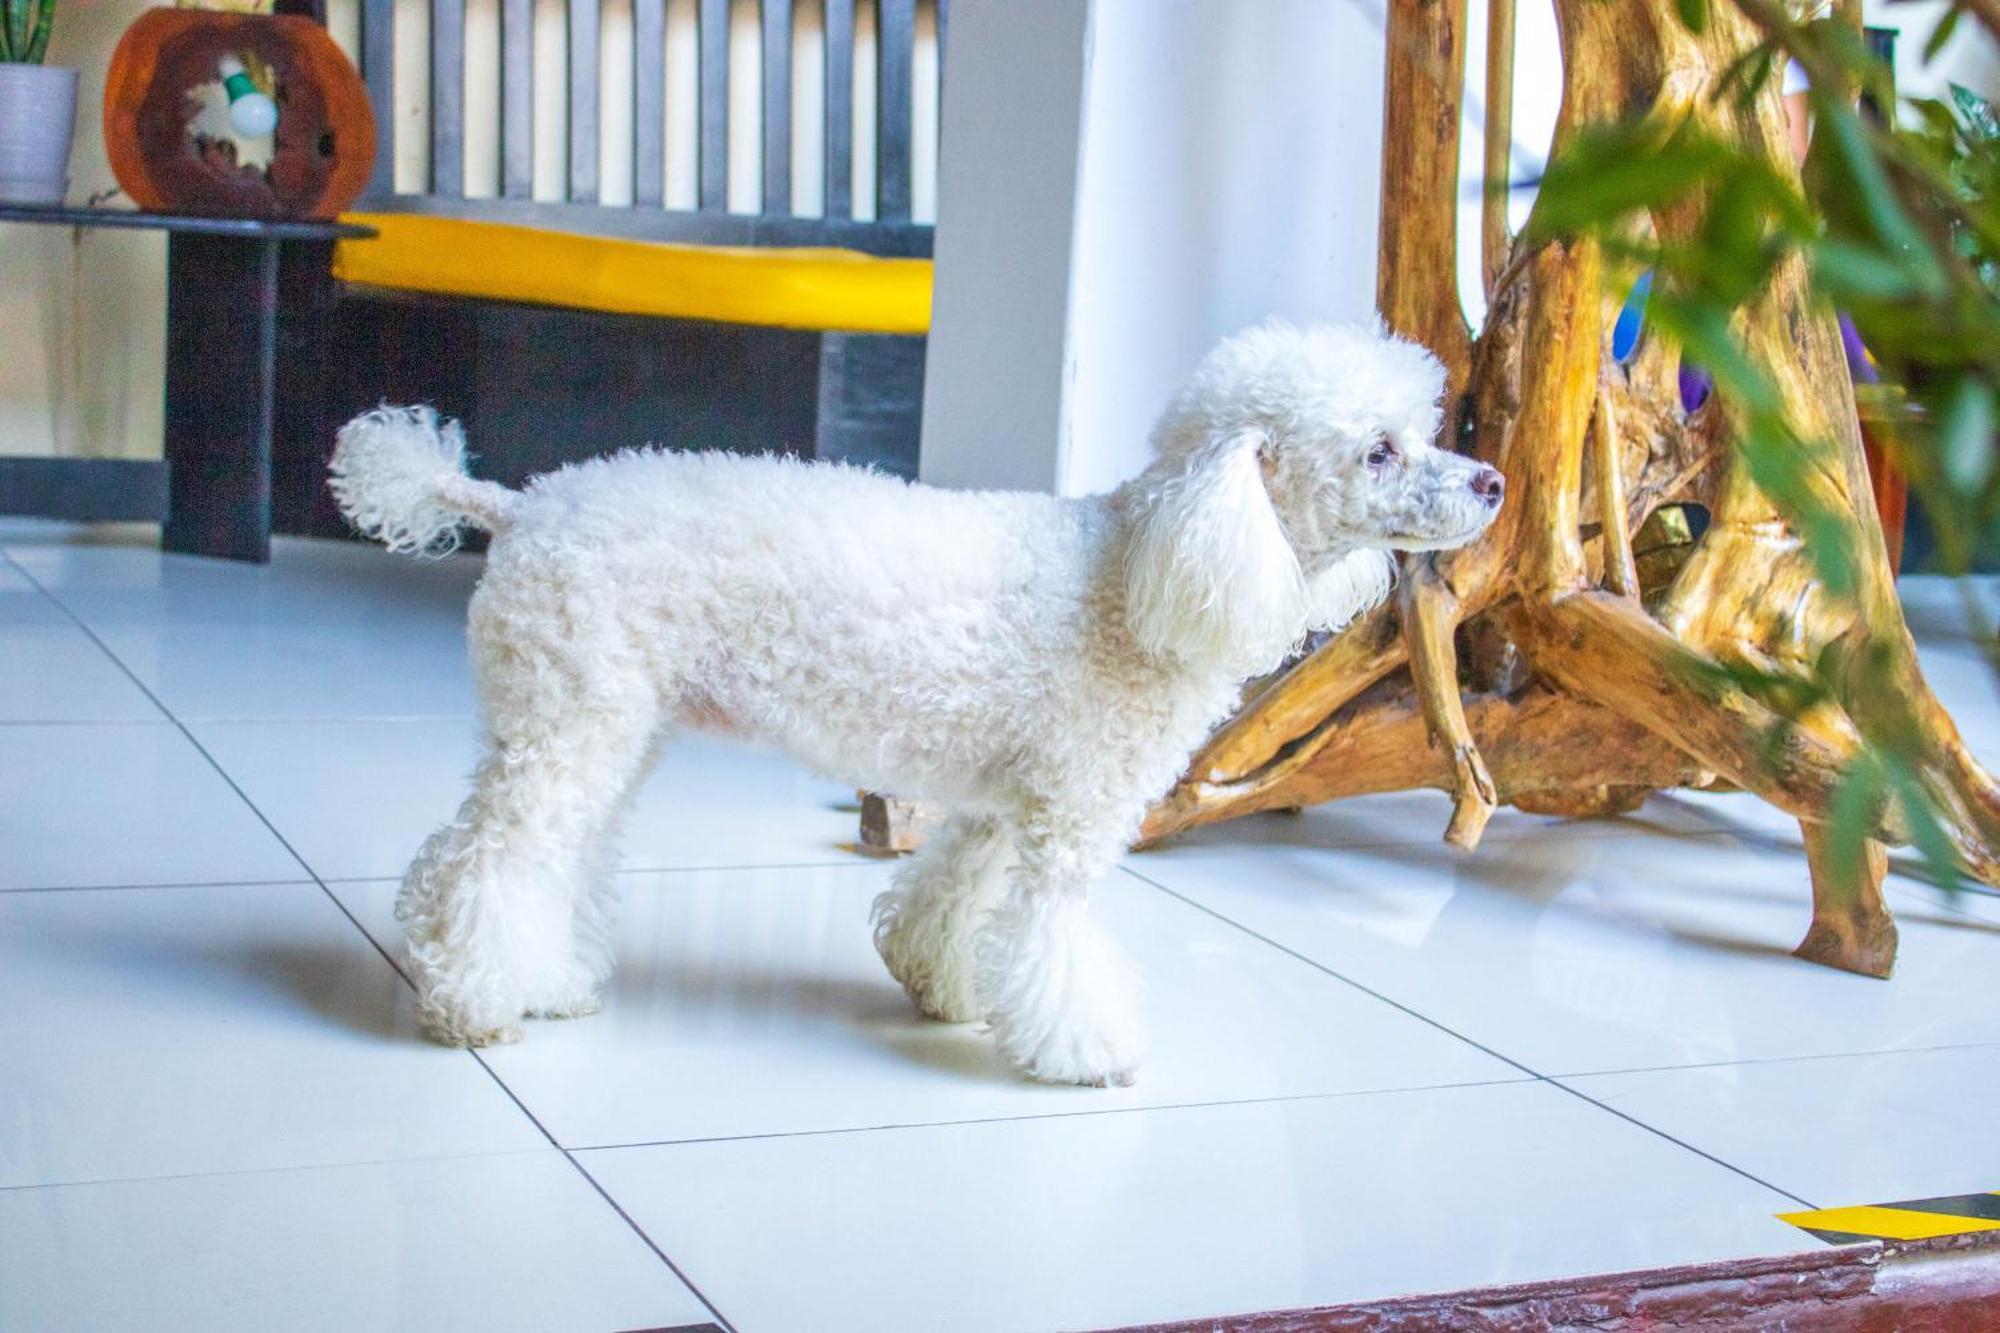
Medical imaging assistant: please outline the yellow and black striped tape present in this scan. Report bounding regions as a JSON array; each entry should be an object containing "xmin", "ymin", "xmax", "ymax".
[{"xmin": 1779, "ymin": 1191, "xmax": 2000, "ymax": 1244}]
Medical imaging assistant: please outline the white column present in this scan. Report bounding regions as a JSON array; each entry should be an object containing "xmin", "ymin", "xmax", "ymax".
[
  {"xmin": 916, "ymin": 0, "xmax": 1095, "ymax": 494},
  {"xmin": 919, "ymin": 0, "xmax": 1392, "ymax": 497}
]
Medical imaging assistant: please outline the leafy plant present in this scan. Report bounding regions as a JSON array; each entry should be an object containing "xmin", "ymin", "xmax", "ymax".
[
  {"xmin": 0, "ymin": 0, "xmax": 55, "ymax": 64},
  {"xmin": 1530, "ymin": 1, "xmax": 2000, "ymax": 890}
]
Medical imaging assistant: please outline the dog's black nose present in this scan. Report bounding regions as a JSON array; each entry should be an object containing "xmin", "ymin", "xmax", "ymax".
[{"xmin": 1470, "ymin": 467, "xmax": 1505, "ymax": 508}]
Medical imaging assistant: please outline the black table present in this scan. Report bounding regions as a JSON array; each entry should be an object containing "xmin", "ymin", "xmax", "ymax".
[{"xmin": 0, "ymin": 205, "xmax": 375, "ymax": 561}]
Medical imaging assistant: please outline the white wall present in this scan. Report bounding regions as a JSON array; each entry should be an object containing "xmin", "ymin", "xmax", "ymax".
[
  {"xmin": 0, "ymin": 0, "xmax": 164, "ymax": 461},
  {"xmin": 916, "ymin": 0, "xmax": 1094, "ymax": 494},
  {"xmin": 1061, "ymin": 0, "xmax": 1389, "ymax": 496},
  {"xmin": 921, "ymin": 0, "xmax": 1391, "ymax": 497}
]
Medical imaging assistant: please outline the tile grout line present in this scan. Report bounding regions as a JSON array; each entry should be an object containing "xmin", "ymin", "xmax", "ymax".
[
  {"xmin": 460, "ymin": 1050, "xmax": 742, "ymax": 1333},
  {"xmin": 565, "ymin": 1075, "xmax": 1545, "ymax": 1156},
  {"xmin": 0, "ymin": 1146, "xmax": 561, "ymax": 1195},
  {"xmin": 1547, "ymin": 1037, "xmax": 2000, "ymax": 1081},
  {"xmin": 1114, "ymin": 865, "xmax": 1548, "ymax": 1078},
  {"xmin": 0, "ymin": 877, "xmax": 321, "ymax": 895},
  {"xmin": 4, "ymin": 548, "xmax": 742, "ymax": 1333},
  {"xmin": 1119, "ymin": 864, "xmax": 1820, "ymax": 1211},
  {"xmin": 1543, "ymin": 1076, "xmax": 1820, "ymax": 1210}
]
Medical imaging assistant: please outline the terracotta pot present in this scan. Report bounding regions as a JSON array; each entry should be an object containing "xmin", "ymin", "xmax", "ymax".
[{"xmin": 0, "ymin": 63, "xmax": 79, "ymax": 205}]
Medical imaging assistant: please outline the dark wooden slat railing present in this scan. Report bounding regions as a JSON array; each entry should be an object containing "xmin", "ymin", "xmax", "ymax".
[
  {"xmin": 875, "ymin": 0, "xmax": 912, "ymax": 221},
  {"xmin": 697, "ymin": 0, "xmax": 729, "ymax": 212},
  {"xmin": 501, "ymin": 0, "xmax": 534, "ymax": 197},
  {"xmin": 823, "ymin": 0, "xmax": 854, "ymax": 219},
  {"xmin": 361, "ymin": 0, "xmax": 393, "ymax": 196},
  {"xmin": 761, "ymin": 0, "xmax": 792, "ymax": 215},
  {"xmin": 633, "ymin": 0, "xmax": 666, "ymax": 205},
  {"xmin": 567, "ymin": 0, "xmax": 601, "ymax": 202},
  {"xmin": 357, "ymin": 0, "xmax": 940, "ymax": 246},
  {"xmin": 430, "ymin": 0, "xmax": 465, "ymax": 195}
]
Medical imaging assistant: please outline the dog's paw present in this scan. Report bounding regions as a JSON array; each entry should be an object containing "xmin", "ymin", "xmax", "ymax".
[
  {"xmin": 907, "ymin": 982, "xmax": 982, "ymax": 1025},
  {"xmin": 987, "ymin": 990, "xmax": 1146, "ymax": 1089},
  {"xmin": 980, "ymin": 896, "xmax": 1146, "ymax": 1087},
  {"xmin": 528, "ymin": 993, "xmax": 603, "ymax": 1021},
  {"xmin": 874, "ymin": 895, "xmax": 984, "ymax": 1023},
  {"xmin": 423, "ymin": 1019, "xmax": 524, "ymax": 1049},
  {"xmin": 995, "ymin": 1018, "xmax": 1144, "ymax": 1088}
]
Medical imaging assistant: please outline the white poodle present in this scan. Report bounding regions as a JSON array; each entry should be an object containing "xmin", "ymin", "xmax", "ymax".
[{"xmin": 329, "ymin": 320, "xmax": 1502, "ymax": 1087}]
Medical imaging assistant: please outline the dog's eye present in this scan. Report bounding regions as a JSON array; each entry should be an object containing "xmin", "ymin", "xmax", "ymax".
[{"xmin": 1366, "ymin": 440, "xmax": 1396, "ymax": 467}]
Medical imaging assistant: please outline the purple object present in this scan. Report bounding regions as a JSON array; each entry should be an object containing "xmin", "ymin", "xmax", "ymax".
[
  {"xmin": 1839, "ymin": 312, "xmax": 1878, "ymax": 384},
  {"xmin": 1679, "ymin": 361, "xmax": 1714, "ymax": 414}
]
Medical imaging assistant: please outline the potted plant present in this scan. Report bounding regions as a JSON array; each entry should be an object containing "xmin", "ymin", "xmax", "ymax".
[{"xmin": 0, "ymin": 0, "xmax": 75, "ymax": 204}]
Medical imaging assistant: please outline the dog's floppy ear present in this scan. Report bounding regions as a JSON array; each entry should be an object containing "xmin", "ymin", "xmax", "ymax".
[
  {"xmin": 1303, "ymin": 549, "xmax": 1396, "ymax": 633},
  {"xmin": 1124, "ymin": 430, "xmax": 1306, "ymax": 666}
]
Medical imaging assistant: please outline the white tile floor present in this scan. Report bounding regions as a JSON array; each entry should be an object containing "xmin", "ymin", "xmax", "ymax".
[{"xmin": 1, "ymin": 524, "xmax": 1995, "ymax": 1333}]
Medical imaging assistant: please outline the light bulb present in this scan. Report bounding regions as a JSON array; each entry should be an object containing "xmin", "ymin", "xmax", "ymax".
[{"xmin": 218, "ymin": 54, "xmax": 279, "ymax": 138}]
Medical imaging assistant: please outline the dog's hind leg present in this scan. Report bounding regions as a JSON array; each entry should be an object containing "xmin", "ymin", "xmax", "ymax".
[
  {"xmin": 872, "ymin": 814, "xmax": 1013, "ymax": 1022},
  {"xmin": 398, "ymin": 695, "xmax": 661, "ymax": 1046},
  {"xmin": 548, "ymin": 723, "xmax": 675, "ymax": 1021},
  {"xmin": 976, "ymin": 804, "xmax": 1146, "ymax": 1087}
]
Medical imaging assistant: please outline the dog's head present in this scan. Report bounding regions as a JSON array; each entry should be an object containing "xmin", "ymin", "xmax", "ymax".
[{"xmin": 1125, "ymin": 320, "xmax": 1502, "ymax": 668}]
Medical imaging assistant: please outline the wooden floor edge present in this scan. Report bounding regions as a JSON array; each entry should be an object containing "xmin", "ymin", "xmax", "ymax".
[{"xmin": 1099, "ymin": 1232, "xmax": 2000, "ymax": 1331}]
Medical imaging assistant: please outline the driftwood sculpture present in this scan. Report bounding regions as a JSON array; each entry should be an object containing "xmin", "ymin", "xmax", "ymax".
[{"xmin": 1137, "ymin": 0, "xmax": 2000, "ymax": 978}]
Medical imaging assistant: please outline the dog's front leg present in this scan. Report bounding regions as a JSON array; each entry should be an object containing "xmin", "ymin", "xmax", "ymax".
[
  {"xmin": 976, "ymin": 807, "xmax": 1145, "ymax": 1087},
  {"xmin": 872, "ymin": 814, "xmax": 1013, "ymax": 1022}
]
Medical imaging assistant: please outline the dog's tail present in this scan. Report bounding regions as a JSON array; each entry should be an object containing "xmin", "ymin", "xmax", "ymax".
[{"xmin": 329, "ymin": 406, "xmax": 520, "ymax": 556}]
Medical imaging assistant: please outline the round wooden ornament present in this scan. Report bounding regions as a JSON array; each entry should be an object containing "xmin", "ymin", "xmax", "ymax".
[{"xmin": 103, "ymin": 7, "xmax": 375, "ymax": 220}]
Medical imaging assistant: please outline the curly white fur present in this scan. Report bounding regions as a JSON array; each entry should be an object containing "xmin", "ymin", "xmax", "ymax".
[
  {"xmin": 333, "ymin": 320, "xmax": 1501, "ymax": 1086},
  {"xmin": 330, "ymin": 406, "xmax": 518, "ymax": 555}
]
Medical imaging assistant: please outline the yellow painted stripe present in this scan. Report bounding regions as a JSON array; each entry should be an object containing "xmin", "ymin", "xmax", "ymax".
[
  {"xmin": 1777, "ymin": 1204, "xmax": 2000, "ymax": 1241},
  {"xmin": 333, "ymin": 213, "xmax": 933, "ymax": 335}
]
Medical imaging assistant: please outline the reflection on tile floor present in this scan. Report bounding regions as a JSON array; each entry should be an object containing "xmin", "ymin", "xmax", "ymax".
[{"xmin": 2, "ymin": 526, "xmax": 1996, "ymax": 1333}]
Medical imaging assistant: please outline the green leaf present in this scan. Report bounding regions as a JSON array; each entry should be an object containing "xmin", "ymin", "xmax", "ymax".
[
  {"xmin": 24, "ymin": 0, "xmax": 51, "ymax": 64},
  {"xmin": 1816, "ymin": 103, "xmax": 1950, "ymax": 297},
  {"xmin": 1883, "ymin": 756, "xmax": 1963, "ymax": 897},
  {"xmin": 1676, "ymin": 0, "xmax": 1709, "ymax": 36},
  {"xmin": 1953, "ymin": 82, "xmax": 2000, "ymax": 144},
  {"xmin": 1729, "ymin": 415, "xmax": 1860, "ymax": 600},
  {"xmin": 1908, "ymin": 97, "xmax": 1962, "ymax": 146},
  {"xmin": 1927, "ymin": 5, "xmax": 1965, "ymax": 65},
  {"xmin": 1941, "ymin": 374, "xmax": 1997, "ymax": 492},
  {"xmin": 1648, "ymin": 296, "xmax": 1785, "ymax": 417},
  {"xmin": 1823, "ymin": 756, "xmax": 1885, "ymax": 895},
  {"xmin": 1811, "ymin": 239, "xmax": 1934, "ymax": 303},
  {"xmin": 1527, "ymin": 124, "xmax": 1737, "ymax": 239}
]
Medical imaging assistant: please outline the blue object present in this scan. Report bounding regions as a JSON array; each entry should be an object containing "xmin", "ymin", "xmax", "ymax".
[{"xmin": 1611, "ymin": 270, "xmax": 1652, "ymax": 362}]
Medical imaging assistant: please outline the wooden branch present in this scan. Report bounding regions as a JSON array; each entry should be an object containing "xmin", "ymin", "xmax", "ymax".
[
  {"xmin": 1796, "ymin": 821, "xmax": 1896, "ymax": 979},
  {"xmin": 1184, "ymin": 600, "xmax": 1407, "ymax": 785},
  {"xmin": 1128, "ymin": 0, "xmax": 2000, "ymax": 989},
  {"xmin": 1482, "ymin": 0, "xmax": 1517, "ymax": 297},
  {"xmin": 1400, "ymin": 555, "xmax": 1497, "ymax": 848},
  {"xmin": 1141, "ymin": 685, "xmax": 1705, "ymax": 846},
  {"xmin": 1518, "ymin": 589, "xmax": 1903, "ymax": 839},
  {"xmin": 1379, "ymin": 0, "xmax": 1473, "ymax": 391},
  {"xmin": 1509, "ymin": 237, "xmax": 1601, "ymax": 594},
  {"xmin": 1592, "ymin": 384, "xmax": 1641, "ymax": 597}
]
